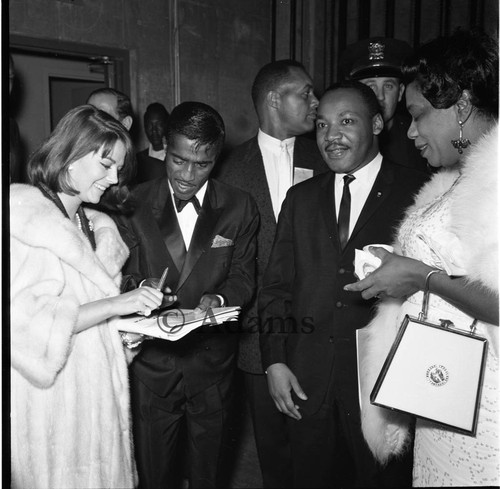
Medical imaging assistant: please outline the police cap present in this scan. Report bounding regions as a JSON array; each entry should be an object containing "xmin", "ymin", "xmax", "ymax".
[{"xmin": 340, "ymin": 37, "xmax": 413, "ymax": 80}]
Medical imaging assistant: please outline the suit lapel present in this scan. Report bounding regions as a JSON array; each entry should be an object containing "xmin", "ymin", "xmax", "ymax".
[
  {"xmin": 249, "ymin": 138, "xmax": 276, "ymax": 224},
  {"xmin": 158, "ymin": 193, "xmax": 187, "ymax": 279},
  {"xmin": 177, "ymin": 180, "xmax": 222, "ymax": 290},
  {"xmin": 148, "ymin": 179, "xmax": 184, "ymax": 287},
  {"xmin": 349, "ymin": 160, "xmax": 395, "ymax": 243}
]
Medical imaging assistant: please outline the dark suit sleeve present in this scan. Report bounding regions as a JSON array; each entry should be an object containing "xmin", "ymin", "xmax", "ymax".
[
  {"xmin": 112, "ymin": 212, "xmax": 144, "ymax": 292},
  {"xmin": 214, "ymin": 194, "xmax": 260, "ymax": 308},
  {"xmin": 258, "ymin": 190, "xmax": 295, "ymax": 369}
]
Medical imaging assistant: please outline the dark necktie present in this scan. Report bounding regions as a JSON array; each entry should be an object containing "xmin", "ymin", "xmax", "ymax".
[
  {"xmin": 175, "ymin": 195, "xmax": 201, "ymax": 214},
  {"xmin": 338, "ymin": 174, "xmax": 355, "ymax": 250}
]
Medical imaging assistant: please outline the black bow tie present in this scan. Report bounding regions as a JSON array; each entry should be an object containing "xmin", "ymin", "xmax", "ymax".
[{"xmin": 175, "ymin": 195, "xmax": 201, "ymax": 214}]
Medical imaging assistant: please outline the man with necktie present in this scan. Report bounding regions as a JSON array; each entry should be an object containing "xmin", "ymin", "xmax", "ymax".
[
  {"xmin": 216, "ymin": 59, "xmax": 327, "ymax": 488},
  {"xmin": 114, "ymin": 101, "xmax": 259, "ymax": 489},
  {"xmin": 259, "ymin": 81, "xmax": 428, "ymax": 487}
]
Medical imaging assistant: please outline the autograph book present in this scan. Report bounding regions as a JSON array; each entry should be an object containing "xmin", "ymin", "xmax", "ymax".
[{"xmin": 117, "ymin": 306, "xmax": 241, "ymax": 341}]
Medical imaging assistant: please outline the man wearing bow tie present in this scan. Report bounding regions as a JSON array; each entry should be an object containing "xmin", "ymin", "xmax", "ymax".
[
  {"xmin": 259, "ymin": 81, "xmax": 427, "ymax": 487},
  {"xmin": 114, "ymin": 101, "xmax": 259, "ymax": 489}
]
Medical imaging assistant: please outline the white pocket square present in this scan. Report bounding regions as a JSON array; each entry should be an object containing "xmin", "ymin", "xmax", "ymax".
[{"xmin": 211, "ymin": 235, "xmax": 234, "ymax": 248}]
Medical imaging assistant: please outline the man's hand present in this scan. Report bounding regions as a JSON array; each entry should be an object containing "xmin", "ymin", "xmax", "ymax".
[
  {"xmin": 193, "ymin": 294, "xmax": 221, "ymax": 314},
  {"xmin": 266, "ymin": 363, "xmax": 308, "ymax": 420}
]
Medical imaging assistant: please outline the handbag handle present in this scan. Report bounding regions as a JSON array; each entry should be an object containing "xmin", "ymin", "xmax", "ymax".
[
  {"xmin": 418, "ymin": 269, "xmax": 479, "ymax": 335},
  {"xmin": 418, "ymin": 270, "xmax": 441, "ymax": 321}
]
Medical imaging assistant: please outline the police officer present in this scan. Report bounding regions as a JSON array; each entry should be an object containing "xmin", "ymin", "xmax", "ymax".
[{"xmin": 340, "ymin": 37, "xmax": 429, "ymax": 172}]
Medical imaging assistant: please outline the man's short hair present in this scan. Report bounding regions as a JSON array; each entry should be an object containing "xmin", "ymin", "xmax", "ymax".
[
  {"xmin": 144, "ymin": 102, "xmax": 169, "ymax": 123},
  {"xmin": 251, "ymin": 59, "xmax": 308, "ymax": 109},
  {"xmin": 87, "ymin": 87, "xmax": 133, "ymax": 121},
  {"xmin": 324, "ymin": 80, "xmax": 382, "ymax": 119},
  {"xmin": 166, "ymin": 101, "xmax": 225, "ymax": 158}
]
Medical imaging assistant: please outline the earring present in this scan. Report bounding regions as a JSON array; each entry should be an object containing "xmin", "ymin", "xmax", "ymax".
[
  {"xmin": 451, "ymin": 120, "xmax": 471, "ymax": 154},
  {"xmin": 68, "ymin": 165, "xmax": 74, "ymax": 171}
]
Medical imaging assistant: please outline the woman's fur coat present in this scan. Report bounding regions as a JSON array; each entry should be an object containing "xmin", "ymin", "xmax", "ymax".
[
  {"xmin": 10, "ymin": 184, "xmax": 136, "ymax": 489},
  {"xmin": 358, "ymin": 125, "xmax": 499, "ymax": 464}
]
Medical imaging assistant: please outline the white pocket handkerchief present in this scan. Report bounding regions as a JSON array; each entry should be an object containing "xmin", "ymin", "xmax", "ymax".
[
  {"xmin": 293, "ymin": 167, "xmax": 314, "ymax": 185},
  {"xmin": 354, "ymin": 245, "xmax": 394, "ymax": 280},
  {"xmin": 211, "ymin": 235, "xmax": 234, "ymax": 248}
]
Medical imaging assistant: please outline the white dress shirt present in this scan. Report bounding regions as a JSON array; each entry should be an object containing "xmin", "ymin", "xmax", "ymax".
[
  {"xmin": 169, "ymin": 181, "xmax": 208, "ymax": 250},
  {"xmin": 148, "ymin": 142, "xmax": 167, "ymax": 161},
  {"xmin": 258, "ymin": 129, "xmax": 295, "ymax": 220},
  {"xmin": 334, "ymin": 153, "xmax": 383, "ymax": 238}
]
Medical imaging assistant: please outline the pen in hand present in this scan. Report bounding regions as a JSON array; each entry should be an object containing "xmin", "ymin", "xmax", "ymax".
[{"xmin": 157, "ymin": 267, "xmax": 169, "ymax": 291}]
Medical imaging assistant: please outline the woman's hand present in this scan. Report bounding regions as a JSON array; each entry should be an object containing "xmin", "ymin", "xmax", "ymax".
[
  {"xmin": 344, "ymin": 247, "xmax": 432, "ymax": 299},
  {"xmin": 76, "ymin": 285, "xmax": 176, "ymax": 334},
  {"xmin": 141, "ymin": 278, "xmax": 177, "ymax": 309},
  {"xmin": 109, "ymin": 286, "xmax": 164, "ymax": 316}
]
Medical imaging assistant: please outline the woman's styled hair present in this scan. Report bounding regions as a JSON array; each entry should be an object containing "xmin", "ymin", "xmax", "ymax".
[
  {"xmin": 27, "ymin": 104, "xmax": 136, "ymax": 211},
  {"xmin": 402, "ymin": 28, "xmax": 498, "ymax": 120}
]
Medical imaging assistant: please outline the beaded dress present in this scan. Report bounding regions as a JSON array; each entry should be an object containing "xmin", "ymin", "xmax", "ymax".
[{"xmin": 395, "ymin": 173, "xmax": 499, "ymax": 487}]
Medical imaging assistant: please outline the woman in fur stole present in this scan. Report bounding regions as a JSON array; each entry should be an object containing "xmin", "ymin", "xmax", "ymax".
[
  {"xmin": 10, "ymin": 105, "xmax": 166, "ymax": 488},
  {"xmin": 345, "ymin": 29, "xmax": 498, "ymax": 486}
]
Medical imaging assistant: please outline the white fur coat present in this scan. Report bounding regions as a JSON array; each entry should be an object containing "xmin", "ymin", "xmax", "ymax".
[
  {"xmin": 358, "ymin": 125, "xmax": 499, "ymax": 464},
  {"xmin": 10, "ymin": 184, "xmax": 136, "ymax": 489}
]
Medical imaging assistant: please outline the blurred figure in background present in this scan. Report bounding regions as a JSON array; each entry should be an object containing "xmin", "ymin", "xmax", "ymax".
[
  {"xmin": 340, "ymin": 37, "xmax": 429, "ymax": 173},
  {"xmin": 87, "ymin": 87, "xmax": 134, "ymax": 131},
  {"xmin": 135, "ymin": 102, "xmax": 169, "ymax": 184}
]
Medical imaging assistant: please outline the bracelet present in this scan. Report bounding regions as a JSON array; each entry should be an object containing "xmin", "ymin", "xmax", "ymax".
[{"xmin": 120, "ymin": 332, "xmax": 144, "ymax": 350}]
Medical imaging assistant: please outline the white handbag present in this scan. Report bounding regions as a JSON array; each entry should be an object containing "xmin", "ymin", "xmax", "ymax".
[{"xmin": 370, "ymin": 271, "xmax": 488, "ymax": 435}]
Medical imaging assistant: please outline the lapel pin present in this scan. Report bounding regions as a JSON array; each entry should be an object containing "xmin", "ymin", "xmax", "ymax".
[{"xmin": 376, "ymin": 191, "xmax": 382, "ymax": 197}]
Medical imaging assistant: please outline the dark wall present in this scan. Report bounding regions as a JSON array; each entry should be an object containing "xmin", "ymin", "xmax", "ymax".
[
  {"xmin": 9, "ymin": 0, "xmax": 272, "ymax": 149},
  {"xmin": 9, "ymin": 0, "xmax": 498, "ymax": 148},
  {"xmin": 176, "ymin": 0, "xmax": 272, "ymax": 146},
  {"xmin": 274, "ymin": 0, "xmax": 499, "ymax": 96}
]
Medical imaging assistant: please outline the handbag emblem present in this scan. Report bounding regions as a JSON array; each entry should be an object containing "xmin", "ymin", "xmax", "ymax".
[{"xmin": 426, "ymin": 364, "xmax": 449, "ymax": 386}]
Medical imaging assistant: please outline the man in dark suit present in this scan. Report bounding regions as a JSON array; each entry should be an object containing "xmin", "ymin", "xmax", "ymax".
[
  {"xmin": 115, "ymin": 101, "xmax": 259, "ymax": 489},
  {"xmin": 216, "ymin": 59, "xmax": 327, "ymax": 488},
  {"xmin": 259, "ymin": 81, "xmax": 428, "ymax": 488},
  {"xmin": 135, "ymin": 102, "xmax": 170, "ymax": 184}
]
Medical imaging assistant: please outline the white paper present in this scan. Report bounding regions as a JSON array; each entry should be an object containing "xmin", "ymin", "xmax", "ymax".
[{"xmin": 117, "ymin": 306, "xmax": 241, "ymax": 341}]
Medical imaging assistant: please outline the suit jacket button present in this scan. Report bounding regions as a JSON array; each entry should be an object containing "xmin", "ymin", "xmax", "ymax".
[
  {"xmin": 338, "ymin": 268, "xmax": 345, "ymax": 274},
  {"xmin": 329, "ymin": 336, "xmax": 334, "ymax": 343},
  {"xmin": 335, "ymin": 301, "xmax": 343, "ymax": 308}
]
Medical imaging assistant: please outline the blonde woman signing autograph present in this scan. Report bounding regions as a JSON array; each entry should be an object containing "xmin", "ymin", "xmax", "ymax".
[{"xmin": 344, "ymin": 29, "xmax": 499, "ymax": 487}]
